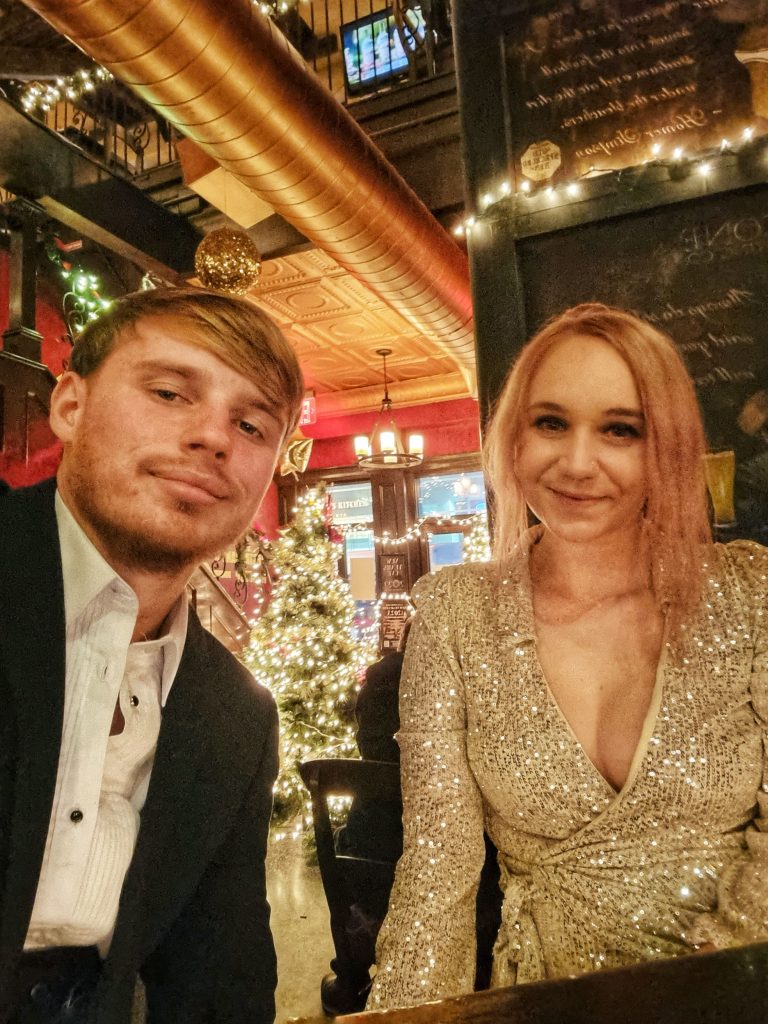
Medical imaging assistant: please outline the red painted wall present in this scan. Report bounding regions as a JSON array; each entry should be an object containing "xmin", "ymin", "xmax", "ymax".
[
  {"xmin": 255, "ymin": 484, "xmax": 281, "ymax": 538},
  {"xmin": 0, "ymin": 251, "xmax": 68, "ymax": 485},
  {"xmin": 0, "ymin": 252, "xmax": 73, "ymax": 376},
  {"xmin": 256, "ymin": 395, "xmax": 482, "ymax": 539},
  {"xmin": 302, "ymin": 396, "xmax": 481, "ymax": 470}
]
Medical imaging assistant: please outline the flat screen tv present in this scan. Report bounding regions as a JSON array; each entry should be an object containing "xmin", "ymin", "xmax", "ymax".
[{"xmin": 341, "ymin": 6, "xmax": 426, "ymax": 96}]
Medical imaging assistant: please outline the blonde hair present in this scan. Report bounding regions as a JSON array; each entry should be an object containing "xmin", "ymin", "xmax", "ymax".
[
  {"xmin": 483, "ymin": 303, "xmax": 712, "ymax": 638},
  {"xmin": 70, "ymin": 286, "xmax": 304, "ymax": 438}
]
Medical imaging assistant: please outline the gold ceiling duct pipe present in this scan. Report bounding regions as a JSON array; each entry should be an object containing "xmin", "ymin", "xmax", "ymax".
[{"xmin": 22, "ymin": 0, "xmax": 476, "ymax": 386}]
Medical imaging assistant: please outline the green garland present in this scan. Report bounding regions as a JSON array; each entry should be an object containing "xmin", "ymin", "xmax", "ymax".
[{"xmin": 46, "ymin": 241, "xmax": 113, "ymax": 340}]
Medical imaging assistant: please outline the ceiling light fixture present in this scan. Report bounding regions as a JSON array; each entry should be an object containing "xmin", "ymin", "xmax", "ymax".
[{"xmin": 354, "ymin": 349, "xmax": 424, "ymax": 469}]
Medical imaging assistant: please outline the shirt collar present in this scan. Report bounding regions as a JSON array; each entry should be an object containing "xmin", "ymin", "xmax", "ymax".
[
  {"xmin": 155, "ymin": 596, "xmax": 188, "ymax": 707},
  {"xmin": 55, "ymin": 489, "xmax": 188, "ymax": 706}
]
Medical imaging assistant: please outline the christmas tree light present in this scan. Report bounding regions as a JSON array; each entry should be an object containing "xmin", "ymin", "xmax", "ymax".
[
  {"xmin": 463, "ymin": 513, "xmax": 491, "ymax": 563},
  {"xmin": 244, "ymin": 485, "xmax": 376, "ymax": 839}
]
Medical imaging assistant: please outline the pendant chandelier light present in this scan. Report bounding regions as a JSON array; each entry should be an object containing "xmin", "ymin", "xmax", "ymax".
[{"xmin": 354, "ymin": 349, "xmax": 424, "ymax": 469}]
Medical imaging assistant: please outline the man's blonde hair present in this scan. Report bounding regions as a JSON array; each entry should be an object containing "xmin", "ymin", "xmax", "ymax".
[
  {"xmin": 483, "ymin": 303, "xmax": 712, "ymax": 639},
  {"xmin": 70, "ymin": 287, "xmax": 304, "ymax": 438}
]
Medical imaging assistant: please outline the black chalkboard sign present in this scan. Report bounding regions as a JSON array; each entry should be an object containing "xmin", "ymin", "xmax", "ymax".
[
  {"xmin": 380, "ymin": 552, "xmax": 409, "ymax": 595},
  {"xmin": 517, "ymin": 183, "xmax": 768, "ymax": 542},
  {"xmin": 380, "ymin": 600, "xmax": 411, "ymax": 652},
  {"xmin": 503, "ymin": 0, "xmax": 757, "ymax": 186}
]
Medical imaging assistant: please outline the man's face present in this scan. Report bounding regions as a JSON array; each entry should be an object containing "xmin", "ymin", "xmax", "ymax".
[{"xmin": 50, "ymin": 315, "xmax": 287, "ymax": 574}]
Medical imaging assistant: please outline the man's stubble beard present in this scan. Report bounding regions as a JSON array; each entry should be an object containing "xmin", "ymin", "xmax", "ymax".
[{"xmin": 68, "ymin": 465, "xmax": 229, "ymax": 575}]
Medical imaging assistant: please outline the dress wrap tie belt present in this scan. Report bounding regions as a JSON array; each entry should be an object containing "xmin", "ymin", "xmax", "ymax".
[{"xmin": 492, "ymin": 855, "xmax": 549, "ymax": 987}]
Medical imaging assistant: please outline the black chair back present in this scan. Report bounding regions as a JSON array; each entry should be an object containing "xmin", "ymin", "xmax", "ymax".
[{"xmin": 299, "ymin": 757, "xmax": 402, "ymax": 992}]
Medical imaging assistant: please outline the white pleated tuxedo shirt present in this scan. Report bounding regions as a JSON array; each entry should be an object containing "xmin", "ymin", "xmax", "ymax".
[{"xmin": 24, "ymin": 492, "xmax": 188, "ymax": 953}]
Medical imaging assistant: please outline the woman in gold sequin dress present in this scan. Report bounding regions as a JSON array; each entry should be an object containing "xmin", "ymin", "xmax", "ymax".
[{"xmin": 368, "ymin": 304, "xmax": 768, "ymax": 1009}]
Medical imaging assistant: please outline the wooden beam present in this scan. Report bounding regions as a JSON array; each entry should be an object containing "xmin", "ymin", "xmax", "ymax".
[
  {"xmin": 0, "ymin": 98, "xmax": 202, "ymax": 279},
  {"xmin": 0, "ymin": 45, "xmax": 85, "ymax": 79}
]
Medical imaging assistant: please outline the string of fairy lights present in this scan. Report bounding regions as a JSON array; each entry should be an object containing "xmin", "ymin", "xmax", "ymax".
[
  {"xmin": 20, "ymin": 65, "xmax": 113, "ymax": 114},
  {"xmin": 336, "ymin": 509, "xmax": 489, "ymax": 547},
  {"xmin": 255, "ymin": 0, "xmax": 300, "ymax": 13},
  {"xmin": 18, "ymin": 1, "xmax": 304, "ymax": 115},
  {"xmin": 18, "ymin": 31, "xmax": 768, "ymax": 237},
  {"xmin": 452, "ymin": 125, "xmax": 768, "ymax": 239}
]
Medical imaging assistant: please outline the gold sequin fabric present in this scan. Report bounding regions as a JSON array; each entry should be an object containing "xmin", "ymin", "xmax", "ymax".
[{"xmin": 368, "ymin": 535, "xmax": 768, "ymax": 1010}]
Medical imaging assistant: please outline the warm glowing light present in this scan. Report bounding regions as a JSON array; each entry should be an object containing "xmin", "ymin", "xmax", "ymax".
[
  {"xmin": 246, "ymin": 483, "xmax": 376, "ymax": 842},
  {"xmin": 354, "ymin": 435, "xmax": 370, "ymax": 458},
  {"xmin": 379, "ymin": 430, "xmax": 396, "ymax": 453},
  {"xmin": 408, "ymin": 434, "xmax": 424, "ymax": 458}
]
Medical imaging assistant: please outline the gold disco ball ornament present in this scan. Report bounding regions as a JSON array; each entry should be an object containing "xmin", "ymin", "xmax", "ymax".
[{"xmin": 194, "ymin": 228, "xmax": 262, "ymax": 295}]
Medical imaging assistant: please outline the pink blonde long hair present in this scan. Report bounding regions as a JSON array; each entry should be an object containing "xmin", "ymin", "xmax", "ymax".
[{"xmin": 483, "ymin": 303, "xmax": 712, "ymax": 641}]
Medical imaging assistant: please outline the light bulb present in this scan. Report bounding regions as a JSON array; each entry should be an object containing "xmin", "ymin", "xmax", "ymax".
[
  {"xmin": 408, "ymin": 434, "xmax": 424, "ymax": 457},
  {"xmin": 379, "ymin": 430, "xmax": 396, "ymax": 453}
]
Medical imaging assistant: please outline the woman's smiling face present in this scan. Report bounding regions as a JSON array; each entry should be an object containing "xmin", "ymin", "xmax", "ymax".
[{"xmin": 516, "ymin": 333, "xmax": 648, "ymax": 545}]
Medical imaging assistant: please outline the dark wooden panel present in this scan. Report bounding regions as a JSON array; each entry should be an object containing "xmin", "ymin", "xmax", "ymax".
[
  {"xmin": 295, "ymin": 941, "xmax": 768, "ymax": 1024},
  {"xmin": 517, "ymin": 183, "xmax": 768, "ymax": 542},
  {"xmin": 0, "ymin": 351, "xmax": 56, "ymax": 468}
]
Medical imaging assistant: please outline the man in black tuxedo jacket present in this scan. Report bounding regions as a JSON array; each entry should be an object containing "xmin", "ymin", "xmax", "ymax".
[{"xmin": 0, "ymin": 287, "xmax": 304, "ymax": 1023}]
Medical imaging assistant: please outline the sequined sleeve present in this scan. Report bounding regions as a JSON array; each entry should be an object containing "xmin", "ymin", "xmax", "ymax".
[
  {"xmin": 689, "ymin": 541, "xmax": 768, "ymax": 948},
  {"xmin": 368, "ymin": 568, "xmax": 486, "ymax": 1010}
]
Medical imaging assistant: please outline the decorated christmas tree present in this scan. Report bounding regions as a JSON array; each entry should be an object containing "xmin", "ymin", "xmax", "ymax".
[
  {"xmin": 245, "ymin": 486, "xmax": 374, "ymax": 836},
  {"xmin": 463, "ymin": 512, "xmax": 492, "ymax": 563}
]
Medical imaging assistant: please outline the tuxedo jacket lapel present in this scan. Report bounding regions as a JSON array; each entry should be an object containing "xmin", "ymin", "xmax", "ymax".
[
  {"xmin": 107, "ymin": 615, "xmax": 256, "ymax": 972},
  {"xmin": 0, "ymin": 480, "xmax": 65, "ymax": 960}
]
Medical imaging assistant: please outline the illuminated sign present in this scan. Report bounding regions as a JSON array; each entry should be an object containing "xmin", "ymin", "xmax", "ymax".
[{"xmin": 299, "ymin": 396, "xmax": 316, "ymax": 426}]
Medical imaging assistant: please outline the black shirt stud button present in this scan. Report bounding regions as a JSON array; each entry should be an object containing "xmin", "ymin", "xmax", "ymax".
[
  {"xmin": 70, "ymin": 809, "xmax": 84, "ymax": 823},
  {"xmin": 130, "ymin": 695, "xmax": 140, "ymax": 707}
]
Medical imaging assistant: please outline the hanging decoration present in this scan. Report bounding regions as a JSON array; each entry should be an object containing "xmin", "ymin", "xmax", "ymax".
[
  {"xmin": 280, "ymin": 427, "xmax": 314, "ymax": 477},
  {"xmin": 463, "ymin": 513, "xmax": 491, "ymax": 563},
  {"xmin": 354, "ymin": 348, "xmax": 424, "ymax": 469},
  {"xmin": 46, "ymin": 238, "xmax": 113, "ymax": 339},
  {"xmin": 337, "ymin": 509, "xmax": 489, "ymax": 548},
  {"xmin": 194, "ymin": 228, "xmax": 262, "ymax": 295}
]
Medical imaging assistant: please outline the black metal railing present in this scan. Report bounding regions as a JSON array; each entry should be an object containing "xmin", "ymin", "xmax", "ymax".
[
  {"xmin": 7, "ymin": 71, "xmax": 176, "ymax": 182},
  {"xmin": 40, "ymin": 79, "xmax": 176, "ymax": 179}
]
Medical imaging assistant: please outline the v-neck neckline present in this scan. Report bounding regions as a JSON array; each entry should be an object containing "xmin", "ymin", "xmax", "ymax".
[
  {"xmin": 505, "ymin": 527, "xmax": 669, "ymax": 801},
  {"xmin": 535, "ymin": 642, "xmax": 668, "ymax": 800}
]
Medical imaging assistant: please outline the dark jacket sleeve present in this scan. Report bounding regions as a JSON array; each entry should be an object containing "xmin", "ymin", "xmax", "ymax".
[
  {"xmin": 140, "ymin": 701, "xmax": 279, "ymax": 1024},
  {"xmin": 355, "ymin": 653, "xmax": 403, "ymax": 763}
]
